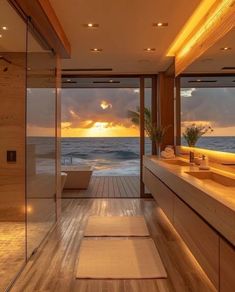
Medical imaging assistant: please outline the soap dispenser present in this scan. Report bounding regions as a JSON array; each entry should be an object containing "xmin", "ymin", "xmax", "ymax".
[{"xmin": 199, "ymin": 155, "xmax": 210, "ymax": 170}]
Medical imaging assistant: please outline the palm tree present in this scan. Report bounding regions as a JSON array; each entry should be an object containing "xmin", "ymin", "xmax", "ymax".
[{"xmin": 127, "ymin": 107, "xmax": 171, "ymax": 155}]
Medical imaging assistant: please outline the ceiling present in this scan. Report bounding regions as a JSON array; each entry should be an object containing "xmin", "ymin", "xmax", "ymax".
[
  {"xmin": 62, "ymin": 77, "xmax": 154, "ymax": 88},
  {"xmin": 0, "ymin": 0, "xmax": 50, "ymax": 53},
  {"xmin": 49, "ymin": 0, "xmax": 201, "ymax": 74},
  {"xmin": 181, "ymin": 76, "xmax": 235, "ymax": 88},
  {"xmin": 184, "ymin": 27, "xmax": 235, "ymax": 74}
]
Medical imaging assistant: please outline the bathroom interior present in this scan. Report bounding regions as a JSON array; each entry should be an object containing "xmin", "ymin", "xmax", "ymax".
[{"xmin": 0, "ymin": 0, "xmax": 234, "ymax": 291}]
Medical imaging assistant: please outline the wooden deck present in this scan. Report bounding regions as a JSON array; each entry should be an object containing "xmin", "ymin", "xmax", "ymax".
[{"xmin": 63, "ymin": 176, "xmax": 140, "ymax": 198}]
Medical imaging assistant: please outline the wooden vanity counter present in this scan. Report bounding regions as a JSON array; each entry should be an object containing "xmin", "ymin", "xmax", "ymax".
[{"xmin": 143, "ymin": 156, "xmax": 235, "ymax": 291}]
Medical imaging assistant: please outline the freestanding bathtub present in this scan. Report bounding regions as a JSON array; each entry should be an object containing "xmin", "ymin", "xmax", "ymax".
[{"xmin": 61, "ymin": 165, "xmax": 93, "ymax": 189}]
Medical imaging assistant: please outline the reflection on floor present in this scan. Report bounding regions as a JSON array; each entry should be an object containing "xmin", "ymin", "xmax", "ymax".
[
  {"xmin": 12, "ymin": 199, "xmax": 215, "ymax": 291},
  {"xmin": 63, "ymin": 176, "xmax": 140, "ymax": 198},
  {"xmin": 0, "ymin": 222, "xmax": 25, "ymax": 291},
  {"xmin": 0, "ymin": 221, "xmax": 54, "ymax": 291}
]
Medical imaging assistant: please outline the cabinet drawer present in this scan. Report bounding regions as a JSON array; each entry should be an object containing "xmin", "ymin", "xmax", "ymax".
[
  {"xmin": 174, "ymin": 196, "xmax": 219, "ymax": 289},
  {"xmin": 220, "ymin": 238, "xmax": 235, "ymax": 292},
  {"xmin": 143, "ymin": 167, "xmax": 174, "ymax": 222}
]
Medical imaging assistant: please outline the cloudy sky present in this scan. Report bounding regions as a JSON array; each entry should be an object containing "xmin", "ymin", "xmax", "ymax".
[
  {"xmin": 181, "ymin": 87, "xmax": 235, "ymax": 136},
  {"xmin": 26, "ymin": 87, "xmax": 235, "ymax": 137},
  {"xmin": 61, "ymin": 88, "xmax": 143, "ymax": 137}
]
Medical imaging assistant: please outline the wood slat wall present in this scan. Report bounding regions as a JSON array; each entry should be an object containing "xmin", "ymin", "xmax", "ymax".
[
  {"xmin": 0, "ymin": 52, "xmax": 26, "ymax": 221},
  {"xmin": 157, "ymin": 69, "xmax": 175, "ymax": 148}
]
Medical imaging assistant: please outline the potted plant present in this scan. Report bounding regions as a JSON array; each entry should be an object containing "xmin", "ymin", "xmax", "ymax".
[
  {"xmin": 127, "ymin": 107, "xmax": 171, "ymax": 157},
  {"xmin": 182, "ymin": 124, "xmax": 213, "ymax": 163},
  {"xmin": 182, "ymin": 124, "xmax": 213, "ymax": 147}
]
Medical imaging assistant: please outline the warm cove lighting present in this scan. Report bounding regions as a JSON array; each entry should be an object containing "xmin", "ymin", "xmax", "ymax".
[{"xmin": 166, "ymin": 0, "xmax": 234, "ymax": 58}]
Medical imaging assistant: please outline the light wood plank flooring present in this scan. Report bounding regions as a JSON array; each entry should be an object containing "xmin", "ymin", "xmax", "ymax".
[
  {"xmin": 11, "ymin": 199, "xmax": 215, "ymax": 292},
  {"xmin": 63, "ymin": 176, "xmax": 140, "ymax": 198}
]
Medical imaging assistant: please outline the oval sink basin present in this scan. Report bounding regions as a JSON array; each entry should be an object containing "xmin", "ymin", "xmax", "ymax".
[
  {"xmin": 185, "ymin": 171, "xmax": 235, "ymax": 187},
  {"xmin": 163, "ymin": 160, "xmax": 190, "ymax": 166}
]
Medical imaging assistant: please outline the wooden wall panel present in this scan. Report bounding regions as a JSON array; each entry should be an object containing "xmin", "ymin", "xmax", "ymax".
[
  {"xmin": 0, "ymin": 52, "xmax": 26, "ymax": 221},
  {"xmin": 157, "ymin": 70, "xmax": 175, "ymax": 148}
]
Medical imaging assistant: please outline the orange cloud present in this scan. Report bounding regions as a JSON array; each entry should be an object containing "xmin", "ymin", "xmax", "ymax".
[
  {"xmin": 100, "ymin": 100, "xmax": 112, "ymax": 110},
  {"xmin": 62, "ymin": 123, "xmax": 139, "ymax": 137}
]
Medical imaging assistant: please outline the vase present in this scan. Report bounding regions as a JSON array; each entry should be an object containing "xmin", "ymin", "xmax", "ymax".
[
  {"xmin": 156, "ymin": 143, "xmax": 161, "ymax": 158},
  {"xmin": 189, "ymin": 145, "xmax": 195, "ymax": 163}
]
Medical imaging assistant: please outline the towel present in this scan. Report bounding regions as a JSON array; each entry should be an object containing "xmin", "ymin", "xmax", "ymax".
[
  {"xmin": 165, "ymin": 147, "xmax": 174, "ymax": 154},
  {"xmin": 161, "ymin": 151, "xmax": 175, "ymax": 159}
]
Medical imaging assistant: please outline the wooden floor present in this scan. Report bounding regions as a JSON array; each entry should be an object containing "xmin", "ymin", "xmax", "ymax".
[
  {"xmin": 63, "ymin": 176, "xmax": 140, "ymax": 198},
  {"xmin": 12, "ymin": 199, "xmax": 215, "ymax": 292}
]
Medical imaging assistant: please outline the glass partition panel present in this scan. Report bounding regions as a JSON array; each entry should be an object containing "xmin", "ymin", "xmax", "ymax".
[
  {"xmin": 26, "ymin": 29, "xmax": 56, "ymax": 257},
  {"xmin": 0, "ymin": 0, "xmax": 27, "ymax": 290}
]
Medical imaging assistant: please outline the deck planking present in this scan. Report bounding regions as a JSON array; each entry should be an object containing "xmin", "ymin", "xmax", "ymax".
[
  {"xmin": 12, "ymin": 198, "xmax": 216, "ymax": 292},
  {"xmin": 62, "ymin": 176, "xmax": 140, "ymax": 198}
]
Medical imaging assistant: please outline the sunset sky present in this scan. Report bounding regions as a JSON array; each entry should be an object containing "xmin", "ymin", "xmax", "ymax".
[
  {"xmin": 26, "ymin": 87, "xmax": 235, "ymax": 137},
  {"xmin": 61, "ymin": 88, "xmax": 142, "ymax": 137}
]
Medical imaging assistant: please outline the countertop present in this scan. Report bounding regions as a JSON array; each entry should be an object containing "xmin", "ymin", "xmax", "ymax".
[{"xmin": 143, "ymin": 155, "xmax": 235, "ymax": 246}]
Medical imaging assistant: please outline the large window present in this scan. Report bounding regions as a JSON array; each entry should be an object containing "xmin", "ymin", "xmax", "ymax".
[
  {"xmin": 61, "ymin": 79, "xmax": 140, "ymax": 176},
  {"xmin": 181, "ymin": 77, "xmax": 235, "ymax": 153}
]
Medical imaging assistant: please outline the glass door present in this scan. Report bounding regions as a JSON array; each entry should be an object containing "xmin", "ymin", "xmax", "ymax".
[{"xmin": 26, "ymin": 26, "xmax": 57, "ymax": 257}]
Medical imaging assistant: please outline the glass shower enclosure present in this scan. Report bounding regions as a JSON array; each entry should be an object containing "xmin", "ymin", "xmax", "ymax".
[{"xmin": 0, "ymin": 0, "xmax": 57, "ymax": 290}]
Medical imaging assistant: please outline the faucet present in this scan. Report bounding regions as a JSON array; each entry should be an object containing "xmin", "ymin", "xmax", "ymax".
[{"xmin": 189, "ymin": 150, "xmax": 194, "ymax": 163}]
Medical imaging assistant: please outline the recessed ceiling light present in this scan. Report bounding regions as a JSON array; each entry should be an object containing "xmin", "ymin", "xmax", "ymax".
[
  {"xmin": 153, "ymin": 22, "xmax": 168, "ymax": 27},
  {"xmin": 0, "ymin": 34, "xmax": 2, "ymax": 38},
  {"xmin": 91, "ymin": 48, "xmax": 102, "ymax": 52},
  {"xmin": 220, "ymin": 47, "xmax": 231, "ymax": 51},
  {"xmin": 144, "ymin": 48, "xmax": 155, "ymax": 52},
  {"xmin": 84, "ymin": 23, "xmax": 99, "ymax": 28},
  {"xmin": 2, "ymin": 26, "xmax": 7, "ymax": 30}
]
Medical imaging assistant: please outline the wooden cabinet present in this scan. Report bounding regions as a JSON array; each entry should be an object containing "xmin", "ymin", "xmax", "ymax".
[
  {"xmin": 143, "ymin": 167, "xmax": 174, "ymax": 222},
  {"xmin": 143, "ymin": 165, "xmax": 220, "ymax": 290},
  {"xmin": 174, "ymin": 196, "xmax": 219, "ymax": 289},
  {"xmin": 220, "ymin": 238, "xmax": 235, "ymax": 292}
]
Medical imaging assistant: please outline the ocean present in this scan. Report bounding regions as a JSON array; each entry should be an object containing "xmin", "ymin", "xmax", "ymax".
[
  {"xmin": 61, "ymin": 137, "xmax": 235, "ymax": 176},
  {"xmin": 61, "ymin": 137, "xmax": 149, "ymax": 176}
]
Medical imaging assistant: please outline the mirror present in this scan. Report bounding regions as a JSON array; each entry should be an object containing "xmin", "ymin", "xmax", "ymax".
[{"xmin": 180, "ymin": 27, "xmax": 235, "ymax": 153}]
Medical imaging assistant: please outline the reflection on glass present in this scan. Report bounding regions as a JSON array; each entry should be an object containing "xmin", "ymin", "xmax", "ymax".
[
  {"xmin": 181, "ymin": 85, "xmax": 235, "ymax": 153},
  {"xmin": 0, "ymin": 0, "xmax": 26, "ymax": 290},
  {"xmin": 26, "ymin": 30, "xmax": 56, "ymax": 257}
]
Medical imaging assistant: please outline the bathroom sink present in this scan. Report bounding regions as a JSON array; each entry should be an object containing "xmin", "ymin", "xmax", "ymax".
[
  {"xmin": 185, "ymin": 171, "xmax": 235, "ymax": 187},
  {"xmin": 163, "ymin": 159, "xmax": 190, "ymax": 166}
]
